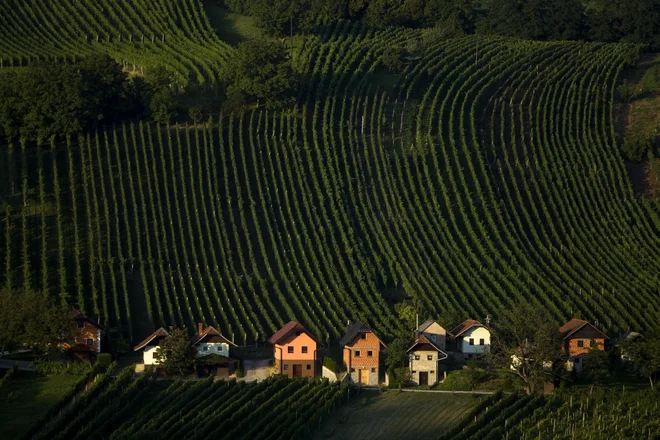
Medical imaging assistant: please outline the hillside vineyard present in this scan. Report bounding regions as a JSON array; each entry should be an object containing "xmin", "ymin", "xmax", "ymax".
[{"xmin": 1, "ymin": 17, "xmax": 660, "ymax": 343}]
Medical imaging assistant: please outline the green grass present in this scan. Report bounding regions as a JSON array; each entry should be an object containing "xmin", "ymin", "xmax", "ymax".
[
  {"xmin": 314, "ymin": 390, "xmax": 483, "ymax": 440},
  {"xmin": 203, "ymin": 4, "xmax": 265, "ymax": 45},
  {"xmin": 0, "ymin": 372, "xmax": 83, "ymax": 439}
]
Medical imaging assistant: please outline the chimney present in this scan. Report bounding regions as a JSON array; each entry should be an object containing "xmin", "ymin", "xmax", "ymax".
[{"xmin": 198, "ymin": 322, "xmax": 204, "ymax": 335}]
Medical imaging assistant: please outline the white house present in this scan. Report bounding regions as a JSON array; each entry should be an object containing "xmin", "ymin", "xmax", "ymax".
[
  {"xmin": 190, "ymin": 324, "xmax": 236, "ymax": 358},
  {"xmin": 450, "ymin": 319, "xmax": 490, "ymax": 358},
  {"xmin": 133, "ymin": 327, "xmax": 170, "ymax": 365},
  {"xmin": 414, "ymin": 320, "xmax": 448, "ymax": 351}
]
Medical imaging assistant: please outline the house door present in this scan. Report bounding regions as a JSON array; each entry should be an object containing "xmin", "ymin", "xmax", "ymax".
[
  {"xmin": 419, "ymin": 372, "xmax": 428, "ymax": 386},
  {"xmin": 293, "ymin": 364, "xmax": 303, "ymax": 377},
  {"xmin": 359, "ymin": 368, "xmax": 369, "ymax": 385}
]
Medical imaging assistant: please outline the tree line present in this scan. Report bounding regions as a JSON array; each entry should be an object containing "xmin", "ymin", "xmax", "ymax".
[{"xmin": 220, "ymin": 0, "xmax": 660, "ymax": 48}]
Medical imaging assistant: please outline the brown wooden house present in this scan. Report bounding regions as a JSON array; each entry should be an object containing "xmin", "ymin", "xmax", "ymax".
[
  {"xmin": 340, "ymin": 322, "xmax": 386, "ymax": 386},
  {"xmin": 66, "ymin": 310, "xmax": 104, "ymax": 361},
  {"xmin": 560, "ymin": 318, "xmax": 608, "ymax": 372},
  {"xmin": 269, "ymin": 321, "xmax": 320, "ymax": 378}
]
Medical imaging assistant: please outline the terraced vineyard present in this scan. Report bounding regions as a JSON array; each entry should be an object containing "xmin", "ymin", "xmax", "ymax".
[
  {"xmin": 442, "ymin": 389, "xmax": 660, "ymax": 440},
  {"xmin": 26, "ymin": 367, "xmax": 350, "ymax": 440},
  {"xmin": 0, "ymin": 0, "xmax": 232, "ymax": 84},
  {"xmin": 1, "ymin": 15, "xmax": 660, "ymax": 343}
]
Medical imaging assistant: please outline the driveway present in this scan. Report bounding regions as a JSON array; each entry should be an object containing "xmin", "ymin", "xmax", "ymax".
[{"xmin": 237, "ymin": 359, "xmax": 274, "ymax": 382}]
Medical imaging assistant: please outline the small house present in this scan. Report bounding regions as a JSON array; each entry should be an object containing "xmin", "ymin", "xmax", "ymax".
[
  {"xmin": 414, "ymin": 319, "xmax": 447, "ymax": 351},
  {"xmin": 450, "ymin": 319, "xmax": 490, "ymax": 359},
  {"xmin": 67, "ymin": 310, "xmax": 104, "ymax": 361},
  {"xmin": 269, "ymin": 321, "xmax": 319, "ymax": 378},
  {"xmin": 407, "ymin": 335, "xmax": 448, "ymax": 386},
  {"xmin": 133, "ymin": 327, "xmax": 170, "ymax": 365},
  {"xmin": 340, "ymin": 321, "xmax": 386, "ymax": 386},
  {"xmin": 560, "ymin": 318, "xmax": 608, "ymax": 372},
  {"xmin": 191, "ymin": 323, "xmax": 237, "ymax": 377}
]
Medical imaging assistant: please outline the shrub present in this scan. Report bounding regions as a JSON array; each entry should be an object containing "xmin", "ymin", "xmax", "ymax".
[
  {"xmin": 323, "ymin": 356, "xmax": 339, "ymax": 374},
  {"xmin": 622, "ymin": 132, "xmax": 652, "ymax": 162},
  {"xmin": 96, "ymin": 353, "xmax": 112, "ymax": 371},
  {"xmin": 33, "ymin": 360, "xmax": 92, "ymax": 375}
]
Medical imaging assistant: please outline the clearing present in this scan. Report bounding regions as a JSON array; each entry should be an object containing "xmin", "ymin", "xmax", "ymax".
[
  {"xmin": 203, "ymin": 4, "xmax": 264, "ymax": 45},
  {"xmin": 314, "ymin": 389, "xmax": 483, "ymax": 440}
]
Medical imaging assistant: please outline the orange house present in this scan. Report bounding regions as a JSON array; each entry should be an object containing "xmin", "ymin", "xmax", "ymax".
[
  {"xmin": 560, "ymin": 318, "xmax": 608, "ymax": 372},
  {"xmin": 340, "ymin": 322, "xmax": 386, "ymax": 386},
  {"xmin": 66, "ymin": 310, "xmax": 104, "ymax": 361},
  {"xmin": 268, "ymin": 321, "xmax": 319, "ymax": 378}
]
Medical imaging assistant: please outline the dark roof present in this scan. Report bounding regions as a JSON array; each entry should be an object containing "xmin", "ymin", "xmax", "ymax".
[
  {"xmin": 339, "ymin": 321, "xmax": 387, "ymax": 348},
  {"xmin": 450, "ymin": 319, "xmax": 485, "ymax": 338},
  {"xmin": 406, "ymin": 335, "xmax": 447, "ymax": 360},
  {"xmin": 191, "ymin": 326, "xmax": 237, "ymax": 347},
  {"xmin": 415, "ymin": 319, "xmax": 437, "ymax": 333},
  {"xmin": 67, "ymin": 344, "xmax": 96, "ymax": 353},
  {"xmin": 268, "ymin": 321, "xmax": 320, "ymax": 345},
  {"xmin": 560, "ymin": 319, "xmax": 608, "ymax": 340},
  {"xmin": 134, "ymin": 328, "xmax": 169, "ymax": 351},
  {"xmin": 71, "ymin": 310, "xmax": 105, "ymax": 330}
]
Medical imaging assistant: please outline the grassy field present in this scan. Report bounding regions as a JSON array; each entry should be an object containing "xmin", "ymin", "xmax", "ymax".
[
  {"xmin": 0, "ymin": 372, "xmax": 83, "ymax": 439},
  {"xmin": 203, "ymin": 4, "xmax": 265, "ymax": 45},
  {"xmin": 314, "ymin": 390, "xmax": 483, "ymax": 440}
]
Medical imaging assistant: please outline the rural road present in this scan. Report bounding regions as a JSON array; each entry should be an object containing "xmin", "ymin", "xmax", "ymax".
[{"xmin": 0, "ymin": 359, "xmax": 34, "ymax": 371}]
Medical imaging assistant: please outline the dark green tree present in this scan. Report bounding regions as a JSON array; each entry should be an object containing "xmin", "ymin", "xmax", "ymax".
[
  {"xmin": 154, "ymin": 328, "xmax": 196, "ymax": 376},
  {"xmin": 623, "ymin": 333, "xmax": 660, "ymax": 388},
  {"xmin": 221, "ymin": 39, "xmax": 297, "ymax": 109},
  {"xmin": 489, "ymin": 303, "xmax": 567, "ymax": 394}
]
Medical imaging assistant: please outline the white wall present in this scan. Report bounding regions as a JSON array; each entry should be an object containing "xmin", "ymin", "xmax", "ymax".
[
  {"xmin": 195, "ymin": 342, "xmax": 229, "ymax": 357},
  {"xmin": 143, "ymin": 345, "xmax": 161, "ymax": 365},
  {"xmin": 460, "ymin": 327, "xmax": 491, "ymax": 354}
]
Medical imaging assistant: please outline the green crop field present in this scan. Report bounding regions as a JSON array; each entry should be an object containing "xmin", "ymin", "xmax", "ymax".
[
  {"xmin": 26, "ymin": 366, "xmax": 350, "ymax": 440},
  {"xmin": 314, "ymin": 390, "xmax": 483, "ymax": 440},
  {"xmin": 0, "ymin": 1, "xmax": 659, "ymax": 345}
]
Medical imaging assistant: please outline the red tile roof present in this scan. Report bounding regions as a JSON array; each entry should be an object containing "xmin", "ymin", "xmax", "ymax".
[
  {"xmin": 268, "ymin": 321, "xmax": 320, "ymax": 345},
  {"xmin": 190, "ymin": 326, "xmax": 236, "ymax": 347},
  {"xmin": 450, "ymin": 319, "xmax": 485, "ymax": 337},
  {"xmin": 560, "ymin": 319, "xmax": 608, "ymax": 340},
  {"xmin": 406, "ymin": 335, "xmax": 447, "ymax": 359},
  {"xmin": 339, "ymin": 321, "xmax": 387, "ymax": 348}
]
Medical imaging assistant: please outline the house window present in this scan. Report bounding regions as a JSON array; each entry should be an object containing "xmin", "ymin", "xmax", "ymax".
[
  {"xmin": 77, "ymin": 321, "xmax": 85, "ymax": 329},
  {"xmin": 479, "ymin": 339, "xmax": 485, "ymax": 346},
  {"xmin": 577, "ymin": 340, "xmax": 584, "ymax": 348},
  {"xmin": 574, "ymin": 358, "xmax": 580, "ymax": 364},
  {"xmin": 216, "ymin": 346, "xmax": 222, "ymax": 351},
  {"xmin": 412, "ymin": 370, "xmax": 417, "ymax": 374},
  {"xmin": 371, "ymin": 368, "xmax": 376, "ymax": 373},
  {"xmin": 589, "ymin": 340, "xmax": 594, "ymax": 348},
  {"xmin": 86, "ymin": 338, "xmax": 94, "ymax": 346},
  {"xmin": 469, "ymin": 338, "xmax": 475, "ymax": 346},
  {"xmin": 367, "ymin": 351, "xmax": 373, "ymax": 357},
  {"xmin": 351, "ymin": 368, "xmax": 355, "ymax": 372},
  {"xmin": 284, "ymin": 365, "xmax": 289, "ymax": 370},
  {"xmin": 361, "ymin": 333, "xmax": 367, "ymax": 339},
  {"xmin": 355, "ymin": 350, "xmax": 361, "ymax": 357},
  {"xmin": 427, "ymin": 355, "xmax": 433, "ymax": 361},
  {"xmin": 302, "ymin": 346, "xmax": 308, "ymax": 354},
  {"xmin": 414, "ymin": 355, "xmax": 420, "ymax": 360},
  {"xmin": 430, "ymin": 370, "xmax": 435, "ymax": 374},
  {"xmin": 288, "ymin": 346, "xmax": 294, "ymax": 353},
  {"xmin": 306, "ymin": 364, "xmax": 311, "ymax": 370},
  {"xmin": 203, "ymin": 346, "xmax": 208, "ymax": 351}
]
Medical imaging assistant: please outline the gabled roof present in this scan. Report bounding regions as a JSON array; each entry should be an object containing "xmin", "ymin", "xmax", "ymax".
[
  {"xmin": 191, "ymin": 326, "xmax": 237, "ymax": 347},
  {"xmin": 71, "ymin": 310, "xmax": 105, "ymax": 331},
  {"xmin": 406, "ymin": 335, "xmax": 447, "ymax": 360},
  {"xmin": 268, "ymin": 321, "xmax": 320, "ymax": 345},
  {"xmin": 134, "ymin": 327, "xmax": 169, "ymax": 351},
  {"xmin": 560, "ymin": 319, "xmax": 608, "ymax": 340},
  {"xmin": 339, "ymin": 321, "xmax": 387, "ymax": 348},
  {"xmin": 415, "ymin": 319, "xmax": 437, "ymax": 333},
  {"xmin": 450, "ymin": 319, "xmax": 486, "ymax": 338}
]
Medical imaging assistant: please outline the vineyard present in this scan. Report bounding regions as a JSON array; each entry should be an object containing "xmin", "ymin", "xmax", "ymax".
[
  {"xmin": 0, "ymin": 0, "xmax": 232, "ymax": 85},
  {"xmin": 1, "ymin": 5, "xmax": 660, "ymax": 345},
  {"xmin": 24, "ymin": 365, "xmax": 350, "ymax": 440},
  {"xmin": 440, "ymin": 389, "xmax": 660, "ymax": 440}
]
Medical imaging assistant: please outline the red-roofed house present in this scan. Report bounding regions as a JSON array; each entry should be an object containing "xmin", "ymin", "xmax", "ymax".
[
  {"xmin": 269, "ymin": 321, "xmax": 319, "ymax": 378},
  {"xmin": 560, "ymin": 319, "xmax": 608, "ymax": 372},
  {"xmin": 340, "ymin": 322, "xmax": 386, "ymax": 385},
  {"xmin": 450, "ymin": 319, "xmax": 490, "ymax": 359},
  {"xmin": 407, "ymin": 335, "xmax": 448, "ymax": 385}
]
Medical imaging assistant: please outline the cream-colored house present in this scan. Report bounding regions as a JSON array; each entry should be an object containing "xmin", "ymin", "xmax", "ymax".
[
  {"xmin": 133, "ymin": 327, "xmax": 170, "ymax": 365},
  {"xmin": 407, "ymin": 335, "xmax": 448, "ymax": 386},
  {"xmin": 414, "ymin": 320, "xmax": 447, "ymax": 351},
  {"xmin": 450, "ymin": 319, "xmax": 490, "ymax": 359}
]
